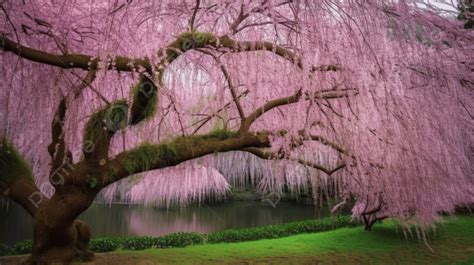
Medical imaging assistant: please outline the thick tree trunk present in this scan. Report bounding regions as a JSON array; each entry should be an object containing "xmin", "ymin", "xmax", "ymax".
[
  {"xmin": 27, "ymin": 220, "xmax": 93, "ymax": 265},
  {"xmin": 26, "ymin": 192, "xmax": 97, "ymax": 265},
  {"xmin": 2, "ymin": 138, "xmax": 100, "ymax": 264}
]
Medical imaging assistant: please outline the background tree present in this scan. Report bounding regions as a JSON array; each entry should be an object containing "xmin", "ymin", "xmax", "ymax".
[
  {"xmin": 0, "ymin": 0, "xmax": 473, "ymax": 263},
  {"xmin": 458, "ymin": 0, "xmax": 473, "ymax": 28}
]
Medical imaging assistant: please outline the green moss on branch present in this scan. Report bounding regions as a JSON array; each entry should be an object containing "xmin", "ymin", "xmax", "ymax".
[
  {"xmin": 83, "ymin": 100, "xmax": 128, "ymax": 159},
  {"xmin": 195, "ymin": 128, "xmax": 239, "ymax": 141},
  {"xmin": 130, "ymin": 77, "xmax": 158, "ymax": 125},
  {"xmin": 120, "ymin": 129, "xmax": 238, "ymax": 174},
  {"xmin": 0, "ymin": 138, "xmax": 34, "ymax": 186},
  {"xmin": 165, "ymin": 32, "xmax": 217, "ymax": 61},
  {"xmin": 122, "ymin": 142, "xmax": 178, "ymax": 174}
]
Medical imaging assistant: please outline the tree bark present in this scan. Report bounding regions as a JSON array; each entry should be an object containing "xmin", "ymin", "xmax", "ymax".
[{"xmin": 26, "ymin": 191, "xmax": 96, "ymax": 264}]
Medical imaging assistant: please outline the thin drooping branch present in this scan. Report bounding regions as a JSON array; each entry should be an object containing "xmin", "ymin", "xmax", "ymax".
[
  {"xmin": 191, "ymin": 89, "xmax": 249, "ymax": 134},
  {"xmin": 219, "ymin": 65, "xmax": 246, "ymax": 119},
  {"xmin": 68, "ymin": 70, "xmax": 109, "ymax": 104},
  {"xmin": 242, "ymin": 147, "xmax": 346, "ymax": 175},
  {"xmin": 229, "ymin": 4, "xmax": 251, "ymax": 34},
  {"xmin": 239, "ymin": 88, "xmax": 359, "ymax": 133},
  {"xmin": 72, "ymin": 70, "xmax": 98, "ymax": 99},
  {"xmin": 303, "ymin": 133, "xmax": 349, "ymax": 155},
  {"xmin": 297, "ymin": 158, "xmax": 346, "ymax": 175},
  {"xmin": 189, "ymin": 0, "xmax": 201, "ymax": 31},
  {"xmin": 228, "ymin": 1, "xmax": 295, "ymax": 35},
  {"xmin": 196, "ymin": 48, "xmax": 246, "ymax": 120}
]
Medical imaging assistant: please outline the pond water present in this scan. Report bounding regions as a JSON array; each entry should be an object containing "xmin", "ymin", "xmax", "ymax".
[{"xmin": 0, "ymin": 201, "xmax": 332, "ymax": 246}]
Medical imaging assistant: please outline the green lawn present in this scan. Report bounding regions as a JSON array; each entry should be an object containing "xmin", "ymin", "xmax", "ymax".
[{"xmin": 115, "ymin": 216, "xmax": 474, "ymax": 264}]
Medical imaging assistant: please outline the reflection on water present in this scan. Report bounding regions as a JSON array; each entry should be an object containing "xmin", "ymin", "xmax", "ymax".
[{"xmin": 0, "ymin": 201, "xmax": 330, "ymax": 246}]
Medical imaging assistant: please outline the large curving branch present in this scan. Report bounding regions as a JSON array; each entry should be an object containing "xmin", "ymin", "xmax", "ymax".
[
  {"xmin": 216, "ymin": 35, "xmax": 341, "ymax": 72},
  {"xmin": 0, "ymin": 35, "xmax": 152, "ymax": 71},
  {"xmin": 48, "ymin": 70, "xmax": 97, "ymax": 177},
  {"xmin": 1, "ymin": 138, "xmax": 47, "ymax": 217},
  {"xmin": 1, "ymin": 176, "xmax": 46, "ymax": 217},
  {"xmin": 1, "ymin": 33, "xmax": 340, "ymax": 74},
  {"xmin": 242, "ymin": 147, "xmax": 346, "ymax": 175},
  {"xmin": 239, "ymin": 88, "xmax": 359, "ymax": 133},
  {"xmin": 99, "ymin": 132, "xmax": 271, "ymax": 187}
]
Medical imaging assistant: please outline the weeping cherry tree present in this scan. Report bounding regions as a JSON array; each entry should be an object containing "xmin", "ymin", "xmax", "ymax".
[{"xmin": 0, "ymin": 0, "xmax": 473, "ymax": 263}]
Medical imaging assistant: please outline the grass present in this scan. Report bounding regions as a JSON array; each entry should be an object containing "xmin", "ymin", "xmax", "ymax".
[{"xmin": 114, "ymin": 215, "xmax": 474, "ymax": 264}]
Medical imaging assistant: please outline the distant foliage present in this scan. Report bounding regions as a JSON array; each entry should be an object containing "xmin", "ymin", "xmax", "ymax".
[{"xmin": 0, "ymin": 243, "xmax": 13, "ymax": 256}]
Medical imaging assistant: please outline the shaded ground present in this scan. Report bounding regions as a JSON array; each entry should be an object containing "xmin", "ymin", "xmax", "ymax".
[{"xmin": 1, "ymin": 216, "xmax": 473, "ymax": 264}]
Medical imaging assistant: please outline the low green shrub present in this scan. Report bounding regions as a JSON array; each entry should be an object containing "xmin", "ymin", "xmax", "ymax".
[
  {"xmin": 12, "ymin": 240, "xmax": 32, "ymax": 255},
  {"xmin": 2, "ymin": 216, "xmax": 357, "ymax": 255},
  {"xmin": 207, "ymin": 215, "xmax": 356, "ymax": 243},
  {"xmin": 157, "ymin": 232, "xmax": 205, "ymax": 248},
  {"xmin": 117, "ymin": 232, "xmax": 205, "ymax": 250},
  {"xmin": 120, "ymin": 236, "xmax": 156, "ymax": 250},
  {"xmin": 0, "ymin": 243, "xmax": 13, "ymax": 256},
  {"xmin": 90, "ymin": 238, "xmax": 119, "ymax": 253}
]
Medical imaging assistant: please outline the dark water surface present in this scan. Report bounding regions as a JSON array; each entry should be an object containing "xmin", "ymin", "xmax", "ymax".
[{"xmin": 0, "ymin": 201, "xmax": 329, "ymax": 246}]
